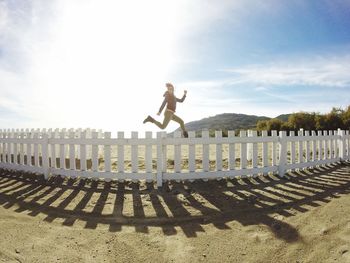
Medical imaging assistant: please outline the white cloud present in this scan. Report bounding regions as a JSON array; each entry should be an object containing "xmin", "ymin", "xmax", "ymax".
[
  {"xmin": 0, "ymin": 2, "xmax": 8, "ymax": 30},
  {"xmin": 223, "ymin": 55, "xmax": 350, "ymax": 88},
  {"xmin": 180, "ymin": 54, "xmax": 350, "ymax": 120}
]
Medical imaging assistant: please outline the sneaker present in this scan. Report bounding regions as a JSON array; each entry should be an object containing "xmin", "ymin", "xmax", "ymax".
[
  {"xmin": 143, "ymin": 115, "xmax": 154, "ymax": 124},
  {"xmin": 183, "ymin": 131, "xmax": 188, "ymax": 138}
]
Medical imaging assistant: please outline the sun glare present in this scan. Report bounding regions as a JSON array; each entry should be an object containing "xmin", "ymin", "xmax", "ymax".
[{"xmin": 27, "ymin": 0, "xmax": 184, "ymax": 133}]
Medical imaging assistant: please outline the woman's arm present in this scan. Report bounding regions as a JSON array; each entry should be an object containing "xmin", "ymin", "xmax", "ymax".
[
  {"xmin": 158, "ymin": 96, "xmax": 167, "ymax": 115},
  {"xmin": 176, "ymin": 90, "xmax": 187, "ymax": 103}
]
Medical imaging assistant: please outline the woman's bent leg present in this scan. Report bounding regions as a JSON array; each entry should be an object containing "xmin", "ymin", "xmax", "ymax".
[
  {"xmin": 172, "ymin": 114, "xmax": 186, "ymax": 132},
  {"xmin": 153, "ymin": 110, "xmax": 173, "ymax": 129}
]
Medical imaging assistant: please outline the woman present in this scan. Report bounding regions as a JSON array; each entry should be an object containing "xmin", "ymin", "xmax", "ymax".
[{"xmin": 143, "ymin": 83, "xmax": 188, "ymax": 138}]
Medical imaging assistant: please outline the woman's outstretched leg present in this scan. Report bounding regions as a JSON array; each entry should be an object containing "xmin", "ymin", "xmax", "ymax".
[
  {"xmin": 143, "ymin": 110, "xmax": 172, "ymax": 130},
  {"xmin": 172, "ymin": 114, "xmax": 188, "ymax": 137}
]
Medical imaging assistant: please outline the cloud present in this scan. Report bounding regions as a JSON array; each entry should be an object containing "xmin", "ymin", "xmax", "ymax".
[
  {"xmin": 255, "ymin": 86, "xmax": 268, "ymax": 91},
  {"xmin": 222, "ymin": 55, "xmax": 350, "ymax": 88},
  {"xmin": 180, "ymin": 53, "xmax": 350, "ymax": 119}
]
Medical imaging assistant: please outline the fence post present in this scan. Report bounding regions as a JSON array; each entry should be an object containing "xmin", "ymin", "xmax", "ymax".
[
  {"xmin": 156, "ymin": 131, "xmax": 165, "ymax": 188},
  {"xmin": 69, "ymin": 131, "xmax": 76, "ymax": 171},
  {"xmin": 145, "ymin": 131, "xmax": 153, "ymax": 177},
  {"xmin": 278, "ymin": 131, "xmax": 287, "ymax": 177},
  {"xmin": 202, "ymin": 130, "xmax": 210, "ymax": 173},
  {"xmin": 215, "ymin": 130, "xmax": 223, "ymax": 172},
  {"xmin": 338, "ymin": 129, "xmax": 345, "ymax": 162},
  {"xmin": 289, "ymin": 131, "xmax": 295, "ymax": 164},
  {"xmin": 240, "ymin": 130, "xmax": 247, "ymax": 169},
  {"xmin": 247, "ymin": 130, "xmax": 253, "ymax": 162},
  {"xmin": 317, "ymin": 130, "xmax": 322, "ymax": 161},
  {"xmin": 251, "ymin": 130, "xmax": 258, "ymax": 169},
  {"xmin": 41, "ymin": 133, "xmax": 50, "ymax": 179},
  {"xmin": 188, "ymin": 131, "xmax": 196, "ymax": 173},
  {"xmin": 346, "ymin": 130, "xmax": 350, "ymax": 160},
  {"xmin": 104, "ymin": 132, "xmax": 112, "ymax": 173},
  {"xmin": 271, "ymin": 130, "xmax": 278, "ymax": 166},
  {"xmin": 261, "ymin": 130, "xmax": 269, "ymax": 174},
  {"xmin": 174, "ymin": 131, "xmax": 182, "ymax": 173},
  {"xmin": 131, "ymin": 131, "xmax": 139, "ymax": 174},
  {"xmin": 91, "ymin": 131, "xmax": 98, "ymax": 173}
]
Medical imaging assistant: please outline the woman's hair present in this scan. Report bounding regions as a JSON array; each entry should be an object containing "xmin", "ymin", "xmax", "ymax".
[{"xmin": 165, "ymin": 83, "xmax": 174, "ymax": 89}]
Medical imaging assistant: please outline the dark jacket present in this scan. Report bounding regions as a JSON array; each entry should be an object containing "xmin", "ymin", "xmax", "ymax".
[{"xmin": 159, "ymin": 91, "xmax": 186, "ymax": 113}]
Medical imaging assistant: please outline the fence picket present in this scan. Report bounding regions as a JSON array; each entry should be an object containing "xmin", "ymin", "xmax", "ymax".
[
  {"xmin": 3, "ymin": 131, "xmax": 6, "ymax": 163},
  {"xmin": 117, "ymin": 132, "xmax": 124, "ymax": 173},
  {"xmin": 145, "ymin": 132, "xmax": 153, "ymax": 175},
  {"xmin": 202, "ymin": 130, "xmax": 209, "ymax": 172},
  {"xmin": 19, "ymin": 129, "xmax": 24, "ymax": 165},
  {"xmin": 59, "ymin": 131, "xmax": 66, "ymax": 169},
  {"xmin": 338, "ymin": 129, "xmax": 345, "ymax": 161},
  {"xmin": 329, "ymin": 130, "xmax": 334, "ymax": 159},
  {"xmin": 311, "ymin": 131, "xmax": 316, "ymax": 162},
  {"xmin": 162, "ymin": 132, "xmax": 167, "ymax": 173},
  {"xmin": 252, "ymin": 131, "xmax": 258, "ymax": 169},
  {"xmin": 228, "ymin": 131, "xmax": 235, "ymax": 170},
  {"xmin": 262, "ymin": 131, "xmax": 268, "ymax": 168},
  {"xmin": 298, "ymin": 130, "xmax": 303, "ymax": 164},
  {"xmin": 42, "ymin": 133, "xmax": 49, "ymax": 178},
  {"xmin": 346, "ymin": 130, "xmax": 350, "ymax": 159},
  {"xmin": 13, "ymin": 132, "xmax": 18, "ymax": 165},
  {"xmin": 240, "ymin": 130, "xmax": 247, "ymax": 170},
  {"xmin": 0, "ymin": 131, "xmax": 3, "ymax": 163},
  {"xmin": 305, "ymin": 131, "xmax": 310, "ymax": 163},
  {"xmin": 156, "ymin": 131, "xmax": 165, "ymax": 187},
  {"xmin": 50, "ymin": 129, "xmax": 57, "ymax": 168},
  {"xmin": 278, "ymin": 131, "xmax": 287, "ymax": 176},
  {"xmin": 92, "ymin": 132, "xmax": 98, "ymax": 172},
  {"xmin": 317, "ymin": 131, "xmax": 322, "ymax": 161},
  {"xmin": 131, "ymin": 132, "xmax": 138, "ymax": 174},
  {"xmin": 9, "ymin": 130, "xmax": 13, "ymax": 163},
  {"xmin": 34, "ymin": 133, "xmax": 39, "ymax": 167},
  {"xmin": 104, "ymin": 132, "xmax": 111, "ymax": 173},
  {"xmin": 215, "ymin": 131, "xmax": 222, "ymax": 172},
  {"xmin": 189, "ymin": 131, "xmax": 196, "ymax": 172},
  {"xmin": 290, "ymin": 131, "xmax": 295, "ymax": 164},
  {"xmin": 174, "ymin": 131, "xmax": 182, "ymax": 173},
  {"xmin": 2, "ymin": 131, "xmax": 6, "ymax": 163},
  {"xmin": 322, "ymin": 130, "xmax": 327, "ymax": 160},
  {"xmin": 271, "ymin": 130, "xmax": 277, "ymax": 166},
  {"xmin": 333, "ymin": 130, "xmax": 338, "ymax": 159},
  {"xmin": 80, "ymin": 131, "xmax": 87, "ymax": 171},
  {"xmin": 69, "ymin": 131, "xmax": 76, "ymax": 170}
]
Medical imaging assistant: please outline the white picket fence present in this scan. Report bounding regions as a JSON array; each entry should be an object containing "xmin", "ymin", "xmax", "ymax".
[{"xmin": 0, "ymin": 128, "xmax": 349, "ymax": 187}]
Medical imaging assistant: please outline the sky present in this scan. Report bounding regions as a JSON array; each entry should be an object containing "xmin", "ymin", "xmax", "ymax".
[{"xmin": 1, "ymin": 0, "xmax": 350, "ymax": 134}]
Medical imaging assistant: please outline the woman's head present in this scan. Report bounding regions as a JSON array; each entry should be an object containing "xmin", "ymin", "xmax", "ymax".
[{"xmin": 166, "ymin": 83, "xmax": 174, "ymax": 93}]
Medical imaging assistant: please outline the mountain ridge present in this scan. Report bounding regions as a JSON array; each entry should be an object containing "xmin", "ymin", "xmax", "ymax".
[{"xmin": 174, "ymin": 113, "xmax": 290, "ymax": 133}]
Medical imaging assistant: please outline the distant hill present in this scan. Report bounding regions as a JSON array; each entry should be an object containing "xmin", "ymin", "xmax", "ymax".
[
  {"xmin": 173, "ymin": 113, "xmax": 291, "ymax": 135},
  {"xmin": 275, "ymin": 114, "xmax": 291, "ymax": 122},
  {"xmin": 174, "ymin": 113, "xmax": 269, "ymax": 133}
]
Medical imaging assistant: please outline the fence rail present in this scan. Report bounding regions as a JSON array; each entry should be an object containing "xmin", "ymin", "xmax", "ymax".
[{"xmin": 0, "ymin": 128, "xmax": 349, "ymax": 186}]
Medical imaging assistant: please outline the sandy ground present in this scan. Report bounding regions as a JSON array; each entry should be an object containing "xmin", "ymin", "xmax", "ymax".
[{"xmin": 0, "ymin": 163, "xmax": 349, "ymax": 263}]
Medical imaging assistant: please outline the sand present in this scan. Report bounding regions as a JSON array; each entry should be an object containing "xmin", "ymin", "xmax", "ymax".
[{"xmin": 0, "ymin": 162, "xmax": 349, "ymax": 263}]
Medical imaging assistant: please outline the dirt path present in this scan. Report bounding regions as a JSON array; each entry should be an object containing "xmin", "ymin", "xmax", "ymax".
[{"xmin": 0, "ymin": 163, "xmax": 349, "ymax": 262}]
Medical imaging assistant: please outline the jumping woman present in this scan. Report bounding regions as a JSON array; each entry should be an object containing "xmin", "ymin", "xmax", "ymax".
[{"xmin": 143, "ymin": 83, "xmax": 188, "ymax": 138}]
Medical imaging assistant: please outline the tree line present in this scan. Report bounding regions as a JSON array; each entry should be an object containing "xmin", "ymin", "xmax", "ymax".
[{"xmin": 257, "ymin": 106, "xmax": 350, "ymax": 132}]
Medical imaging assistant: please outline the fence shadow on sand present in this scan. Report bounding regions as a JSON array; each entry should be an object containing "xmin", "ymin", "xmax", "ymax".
[{"xmin": 0, "ymin": 162, "xmax": 349, "ymax": 242}]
